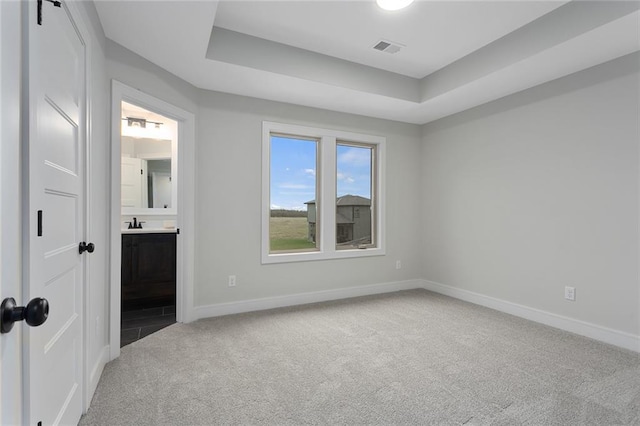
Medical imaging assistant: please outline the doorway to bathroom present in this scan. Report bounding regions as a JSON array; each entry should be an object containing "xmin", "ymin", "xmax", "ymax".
[
  {"xmin": 109, "ymin": 81, "xmax": 195, "ymax": 359},
  {"xmin": 119, "ymin": 102, "xmax": 178, "ymax": 346}
]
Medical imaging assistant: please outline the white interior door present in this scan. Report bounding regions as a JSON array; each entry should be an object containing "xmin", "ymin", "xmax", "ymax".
[
  {"xmin": 151, "ymin": 172, "xmax": 172, "ymax": 208},
  {"xmin": 121, "ymin": 157, "xmax": 146, "ymax": 208},
  {"xmin": 25, "ymin": 1, "xmax": 86, "ymax": 424}
]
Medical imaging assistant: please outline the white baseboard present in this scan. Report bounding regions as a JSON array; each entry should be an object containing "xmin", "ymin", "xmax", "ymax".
[
  {"xmin": 88, "ymin": 345, "xmax": 109, "ymax": 405},
  {"xmin": 191, "ymin": 279, "xmax": 422, "ymax": 321},
  {"xmin": 188, "ymin": 277, "xmax": 638, "ymax": 353},
  {"xmin": 420, "ymin": 279, "xmax": 640, "ymax": 353}
]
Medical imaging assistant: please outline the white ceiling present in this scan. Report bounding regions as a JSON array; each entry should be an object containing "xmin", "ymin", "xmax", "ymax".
[
  {"xmin": 213, "ymin": 1, "xmax": 564, "ymax": 79},
  {"xmin": 94, "ymin": 1, "xmax": 640, "ymax": 125}
]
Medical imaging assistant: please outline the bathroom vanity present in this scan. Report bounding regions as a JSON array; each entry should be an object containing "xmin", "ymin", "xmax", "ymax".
[{"xmin": 121, "ymin": 230, "xmax": 176, "ymax": 310}]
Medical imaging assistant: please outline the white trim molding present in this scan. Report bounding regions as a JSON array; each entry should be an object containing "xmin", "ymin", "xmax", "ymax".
[
  {"xmin": 420, "ymin": 279, "xmax": 640, "ymax": 353},
  {"xmin": 190, "ymin": 277, "xmax": 638, "ymax": 353},
  {"xmin": 88, "ymin": 345, "xmax": 109, "ymax": 403},
  {"xmin": 192, "ymin": 279, "xmax": 421, "ymax": 321},
  {"xmin": 109, "ymin": 81, "xmax": 196, "ymax": 359}
]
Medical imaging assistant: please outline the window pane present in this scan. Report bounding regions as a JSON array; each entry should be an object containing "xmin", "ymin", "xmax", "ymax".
[
  {"xmin": 270, "ymin": 135, "xmax": 319, "ymax": 253},
  {"xmin": 336, "ymin": 143, "xmax": 374, "ymax": 249}
]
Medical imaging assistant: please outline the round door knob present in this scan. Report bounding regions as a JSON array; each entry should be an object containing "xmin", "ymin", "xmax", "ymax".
[
  {"xmin": 79, "ymin": 241, "xmax": 95, "ymax": 254},
  {"xmin": 24, "ymin": 297, "xmax": 49, "ymax": 327},
  {"xmin": 1, "ymin": 297, "xmax": 49, "ymax": 334}
]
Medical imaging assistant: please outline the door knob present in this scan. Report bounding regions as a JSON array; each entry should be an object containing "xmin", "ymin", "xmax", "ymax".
[
  {"xmin": 79, "ymin": 241, "xmax": 95, "ymax": 254},
  {"xmin": 1, "ymin": 297, "xmax": 49, "ymax": 334}
]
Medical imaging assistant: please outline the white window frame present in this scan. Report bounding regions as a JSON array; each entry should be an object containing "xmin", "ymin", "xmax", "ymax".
[{"xmin": 262, "ymin": 121, "xmax": 386, "ymax": 264}]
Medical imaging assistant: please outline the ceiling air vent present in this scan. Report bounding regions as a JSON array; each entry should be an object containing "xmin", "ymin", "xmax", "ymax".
[{"xmin": 373, "ymin": 39, "xmax": 404, "ymax": 54}]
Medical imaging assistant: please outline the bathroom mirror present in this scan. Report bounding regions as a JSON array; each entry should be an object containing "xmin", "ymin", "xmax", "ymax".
[{"xmin": 121, "ymin": 101, "xmax": 178, "ymax": 215}]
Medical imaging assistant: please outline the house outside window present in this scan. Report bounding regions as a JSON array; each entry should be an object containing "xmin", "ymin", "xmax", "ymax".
[
  {"xmin": 305, "ymin": 195, "xmax": 372, "ymax": 246},
  {"xmin": 336, "ymin": 142, "xmax": 375, "ymax": 249}
]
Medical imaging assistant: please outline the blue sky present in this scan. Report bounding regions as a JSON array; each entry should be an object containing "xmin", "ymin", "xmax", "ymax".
[{"xmin": 270, "ymin": 136, "xmax": 372, "ymax": 211}]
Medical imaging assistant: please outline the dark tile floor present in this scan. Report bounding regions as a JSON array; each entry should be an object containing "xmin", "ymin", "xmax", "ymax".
[{"xmin": 121, "ymin": 305, "xmax": 176, "ymax": 347}]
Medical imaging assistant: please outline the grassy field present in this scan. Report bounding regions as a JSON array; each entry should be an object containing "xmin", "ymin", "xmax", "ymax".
[{"xmin": 270, "ymin": 217, "xmax": 316, "ymax": 251}]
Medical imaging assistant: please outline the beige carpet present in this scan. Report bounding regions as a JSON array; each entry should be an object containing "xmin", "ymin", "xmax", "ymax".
[{"xmin": 80, "ymin": 289, "xmax": 640, "ymax": 425}]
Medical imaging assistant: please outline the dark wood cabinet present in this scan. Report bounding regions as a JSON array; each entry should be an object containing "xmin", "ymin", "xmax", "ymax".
[{"xmin": 121, "ymin": 233, "xmax": 176, "ymax": 311}]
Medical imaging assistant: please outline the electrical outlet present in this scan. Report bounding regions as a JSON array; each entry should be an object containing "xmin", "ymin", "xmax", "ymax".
[
  {"xmin": 228, "ymin": 275, "xmax": 236, "ymax": 287},
  {"xmin": 564, "ymin": 286, "xmax": 575, "ymax": 301},
  {"xmin": 396, "ymin": 260, "xmax": 402, "ymax": 269}
]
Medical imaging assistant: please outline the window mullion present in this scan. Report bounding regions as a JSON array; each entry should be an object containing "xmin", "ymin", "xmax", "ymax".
[{"xmin": 320, "ymin": 136, "xmax": 337, "ymax": 252}]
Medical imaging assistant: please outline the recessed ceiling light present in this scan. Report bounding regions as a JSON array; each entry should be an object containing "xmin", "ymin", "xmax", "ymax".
[{"xmin": 376, "ymin": 0, "xmax": 414, "ymax": 11}]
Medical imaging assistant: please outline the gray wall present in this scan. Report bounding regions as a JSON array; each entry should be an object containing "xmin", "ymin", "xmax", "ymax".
[
  {"xmin": 196, "ymin": 91, "xmax": 423, "ymax": 305},
  {"xmin": 106, "ymin": 40, "xmax": 198, "ymax": 115},
  {"xmin": 102, "ymin": 34, "xmax": 638, "ymax": 339},
  {"xmin": 421, "ymin": 53, "xmax": 639, "ymax": 335},
  {"xmin": 103, "ymin": 38, "xmax": 422, "ymax": 306}
]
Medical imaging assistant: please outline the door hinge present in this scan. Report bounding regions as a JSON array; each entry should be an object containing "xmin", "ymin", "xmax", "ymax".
[
  {"xmin": 37, "ymin": 210, "xmax": 43, "ymax": 237},
  {"xmin": 141, "ymin": 169, "xmax": 143, "ymax": 175},
  {"xmin": 37, "ymin": 0, "xmax": 62, "ymax": 26}
]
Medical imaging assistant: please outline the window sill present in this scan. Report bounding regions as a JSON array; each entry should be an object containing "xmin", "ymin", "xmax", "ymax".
[{"xmin": 262, "ymin": 246, "xmax": 385, "ymax": 265}]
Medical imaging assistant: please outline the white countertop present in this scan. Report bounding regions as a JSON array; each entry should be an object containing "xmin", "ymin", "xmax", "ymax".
[{"xmin": 121, "ymin": 228, "xmax": 177, "ymax": 234}]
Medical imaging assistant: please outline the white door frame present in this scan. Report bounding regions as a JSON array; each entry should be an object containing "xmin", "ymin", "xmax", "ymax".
[
  {"xmin": 109, "ymin": 81, "xmax": 195, "ymax": 360},
  {"xmin": 0, "ymin": 1, "xmax": 24, "ymax": 424},
  {"xmin": 68, "ymin": 0, "xmax": 95, "ymax": 412}
]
